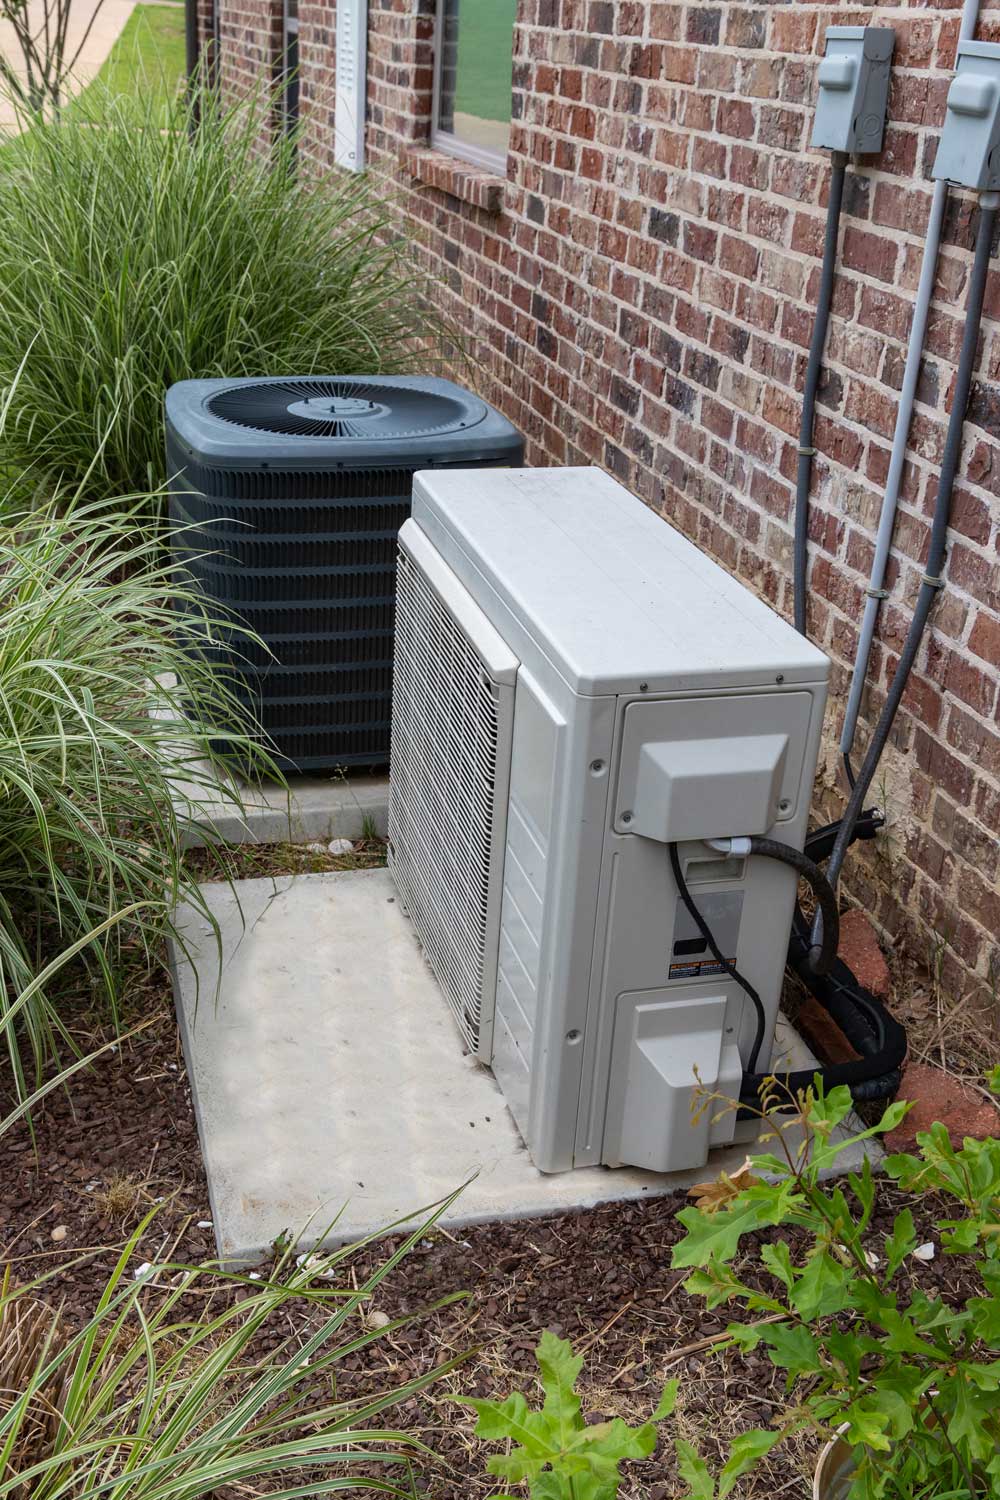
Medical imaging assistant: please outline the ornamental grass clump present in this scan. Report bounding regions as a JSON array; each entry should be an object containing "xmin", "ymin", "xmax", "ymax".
[
  {"xmin": 0, "ymin": 485, "xmax": 275, "ymax": 1104},
  {"xmin": 0, "ymin": 77, "xmax": 448, "ymax": 506},
  {"xmin": 0, "ymin": 1204, "xmax": 466, "ymax": 1499}
]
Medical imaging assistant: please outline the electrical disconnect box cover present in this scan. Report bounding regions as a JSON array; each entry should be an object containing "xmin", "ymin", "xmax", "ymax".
[
  {"xmin": 811, "ymin": 26, "xmax": 895, "ymax": 154},
  {"xmin": 933, "ymin": 41, "xmax": 1000, "ymax": 191}
]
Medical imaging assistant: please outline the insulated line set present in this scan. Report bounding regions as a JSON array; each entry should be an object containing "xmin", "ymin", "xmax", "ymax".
[{"xmin": 166, "ymin": 11, "xmax": 998, "ymax": 1178}]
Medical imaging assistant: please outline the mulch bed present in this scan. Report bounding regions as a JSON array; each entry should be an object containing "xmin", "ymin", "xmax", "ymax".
[{"xmin": 0, "ymin": 853, "xmax": 987, "ymax": 1499}]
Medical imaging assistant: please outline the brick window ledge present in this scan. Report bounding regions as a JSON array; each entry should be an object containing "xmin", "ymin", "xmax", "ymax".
[{"xmin": 401, "ymin": 145, "xmax": 505, "ymax": 214}]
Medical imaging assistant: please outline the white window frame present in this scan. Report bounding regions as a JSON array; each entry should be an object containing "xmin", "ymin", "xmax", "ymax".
[{"xmin": 430, "ymin": 0, "xmax": 511, "ymax": 175}]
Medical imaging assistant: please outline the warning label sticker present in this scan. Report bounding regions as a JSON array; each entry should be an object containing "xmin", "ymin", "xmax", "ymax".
[{"xmin": 668, "ymin": 958, "xmax": 736, "ymax": 981}]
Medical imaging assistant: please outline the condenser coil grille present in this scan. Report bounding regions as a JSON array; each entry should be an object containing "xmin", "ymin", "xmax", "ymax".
[
  {"xmin": 165, "ymin": 375, "xmax": 523, "ymax": 773},
  {"xmin": 388, "ymin": 540, "xmax": 515, "ymax": 1059}
]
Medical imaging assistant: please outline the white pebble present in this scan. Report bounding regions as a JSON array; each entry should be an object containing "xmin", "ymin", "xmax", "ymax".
[
  {"xmin": 249, "ymin": 1272, "xmax": 262, "ymax": 1280},
  {"xmin": 197, "ymin": 1220, "xmax": 213, "ymax": 1229},
  {"xmin": 327, "ymin": 838, "xmax": 355, "ymax": 855},
  {"xmin": 367, "ymin": 1310, "xmax": 391, "ymax": 1329}
]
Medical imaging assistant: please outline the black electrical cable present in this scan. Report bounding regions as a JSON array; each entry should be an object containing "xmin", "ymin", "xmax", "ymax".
[
  {"xmin": 668, "ymin": 842, "xmax": 767, "ymax": 1073},
  {"xmin": 794, "ymin": 151, "xmax": 848, "ymax": 637},
  {"xmin": 809, "ymin": 196, "xmax": 999, "ymax": 964},
  {"xmin": 804, "ymin": 807, "xmax": 883, "ymax": 864}
]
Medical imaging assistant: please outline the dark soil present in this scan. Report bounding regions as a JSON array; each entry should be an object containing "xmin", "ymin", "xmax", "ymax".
[
  {"xmin": 185, "ymin": 834, "xmax": 388, "ymax": 883},
  {"xmin": 0, "ymin": 850, "xmax": 989, "ymax": 1500}
]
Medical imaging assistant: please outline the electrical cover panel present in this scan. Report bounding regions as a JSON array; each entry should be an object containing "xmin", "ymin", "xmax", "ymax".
[
  {"xmin": 388, "ymin": 468, "xmax": 829, "ymax": 1176},
  {"xmin": 811, "ymin": 26, "xmax": 895, "ymax": 154},
  {"xmin": 933, "ymin": 41, "xmax": 1000, "ymax": 190}
]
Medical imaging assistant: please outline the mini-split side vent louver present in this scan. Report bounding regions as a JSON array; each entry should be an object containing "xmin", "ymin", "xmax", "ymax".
[
  {"xmin": 165, "ymin": 375, "xmax": 523, "ymax": 772},
  {"xmin": 388, "ymin": 529, "xmax": 517, "ymax": 1059}
]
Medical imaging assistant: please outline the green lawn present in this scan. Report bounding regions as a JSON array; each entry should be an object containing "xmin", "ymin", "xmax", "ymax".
[
  {"xmin": 452, "ymin": 0, "xmax": 516, "ymax": 125},
  {"xmin": 71, "ymin": 2, "xmax": 186, "ymax": 119}
]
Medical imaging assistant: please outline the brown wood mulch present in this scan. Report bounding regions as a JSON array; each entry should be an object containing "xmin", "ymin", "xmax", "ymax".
[{"xmin": 0, "ymin": 857, "xmax": 986, "ymax": 1500}]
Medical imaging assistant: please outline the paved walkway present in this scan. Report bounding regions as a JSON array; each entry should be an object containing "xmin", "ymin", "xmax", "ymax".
[{"xmin": 0, "ymin": 0, "xmax": 139, "ymax": 129}]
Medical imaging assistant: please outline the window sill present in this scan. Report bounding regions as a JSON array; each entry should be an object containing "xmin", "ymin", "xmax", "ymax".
[{"xmin": 400, "ymin": 146, "xmax": 505, "ymax": 214}]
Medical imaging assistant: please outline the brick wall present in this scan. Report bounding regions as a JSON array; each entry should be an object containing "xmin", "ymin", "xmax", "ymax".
[{"xmin": 214, "ymin": 0, "xmax": 1000, "ymax": 1020}]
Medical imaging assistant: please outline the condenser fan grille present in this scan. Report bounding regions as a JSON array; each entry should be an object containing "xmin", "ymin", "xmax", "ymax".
[{"xmin": 206, "ymin": 379, "xmax": 476, "ymax": 440}]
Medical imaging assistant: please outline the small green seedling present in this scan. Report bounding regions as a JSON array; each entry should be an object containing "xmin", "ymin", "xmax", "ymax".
[
  {"xmin": 672, "ymin": 1073, "xmax": 1000, "ymax": 1500},
  {"xmin": 464, "ymin": 1329, "xmax": 678, "ymax": 1499}
]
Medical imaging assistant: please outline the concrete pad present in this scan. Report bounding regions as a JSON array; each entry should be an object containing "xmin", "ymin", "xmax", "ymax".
[
  {"xmin": 154, "ymin": 686, "xmax": 388, "ymax": 849},
  {"xmin": 170, "ymin": 869, "xmax": 878, "ymax": 1265},
  {"xmin": 171, "ymin": 761, "xmax": 388, "ymax": 850}
]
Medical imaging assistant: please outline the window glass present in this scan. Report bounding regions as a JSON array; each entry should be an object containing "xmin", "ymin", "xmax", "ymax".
[{"xmin": 436, "ymin": 0, "xmax": 516, "ymax": 164}]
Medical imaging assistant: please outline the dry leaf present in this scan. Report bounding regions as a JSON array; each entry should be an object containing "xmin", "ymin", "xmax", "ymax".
[{"xmin": 688, "ymin": 1158, "xmax": 763, "ymax": 1213}]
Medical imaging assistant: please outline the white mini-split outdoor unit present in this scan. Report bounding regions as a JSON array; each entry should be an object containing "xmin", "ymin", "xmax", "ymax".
[{"xmin": 388, "ymin": 467, "xmax": 830, "ymax": 1175}]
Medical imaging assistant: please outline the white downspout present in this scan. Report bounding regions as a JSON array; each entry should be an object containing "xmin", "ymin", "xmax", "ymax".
[{"xmin": 839, "ymin": 0, "xmax": 982, "ymax": 766}]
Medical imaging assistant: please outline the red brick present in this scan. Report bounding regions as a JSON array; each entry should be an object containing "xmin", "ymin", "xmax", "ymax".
[
  {"xmin": 885, "ymin": 1063, "xmax": 1000, "ymax": 1152},
  {"xmin": 842, "ymin": 226, "xmax": 900, "ymax": 284},
  {"xmin": 217, "ymin": 0, "xmax": 1000, "ymax": 1033},
  {"xmin": 838, "ymin": 909, "xmax": 891, "ymax": 999},
  {"xmin": 969, "ymin": 611, "xmax": 1000, "ymax": 667}
]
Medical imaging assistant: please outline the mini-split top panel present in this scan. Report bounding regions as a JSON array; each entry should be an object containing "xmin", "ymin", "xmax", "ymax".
[{"xmin": 411, "ymin": 466, "xmax": 829, "ymax": 697}]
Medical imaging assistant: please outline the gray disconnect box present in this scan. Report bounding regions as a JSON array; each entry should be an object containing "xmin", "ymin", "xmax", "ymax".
[
  {"xmin": 933, "ymin": 41, "xmax": 1000, "ymax": 191},
  {"xmin": 811, "ymin": 26, "xmax": 895, "ymax": 154}
]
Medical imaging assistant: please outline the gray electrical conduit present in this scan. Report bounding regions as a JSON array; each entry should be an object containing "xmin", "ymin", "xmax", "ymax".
[
  {"xmin": 810, "ymin": 193, "xmax": 1000, "ymax": 965},
  {"xmin": 794, "ymin": 150, "xmax": 848, "ymax": 635},
  {"xmin": 839, "ymin": 0, "xmax": 984, "ymax": 770}
]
